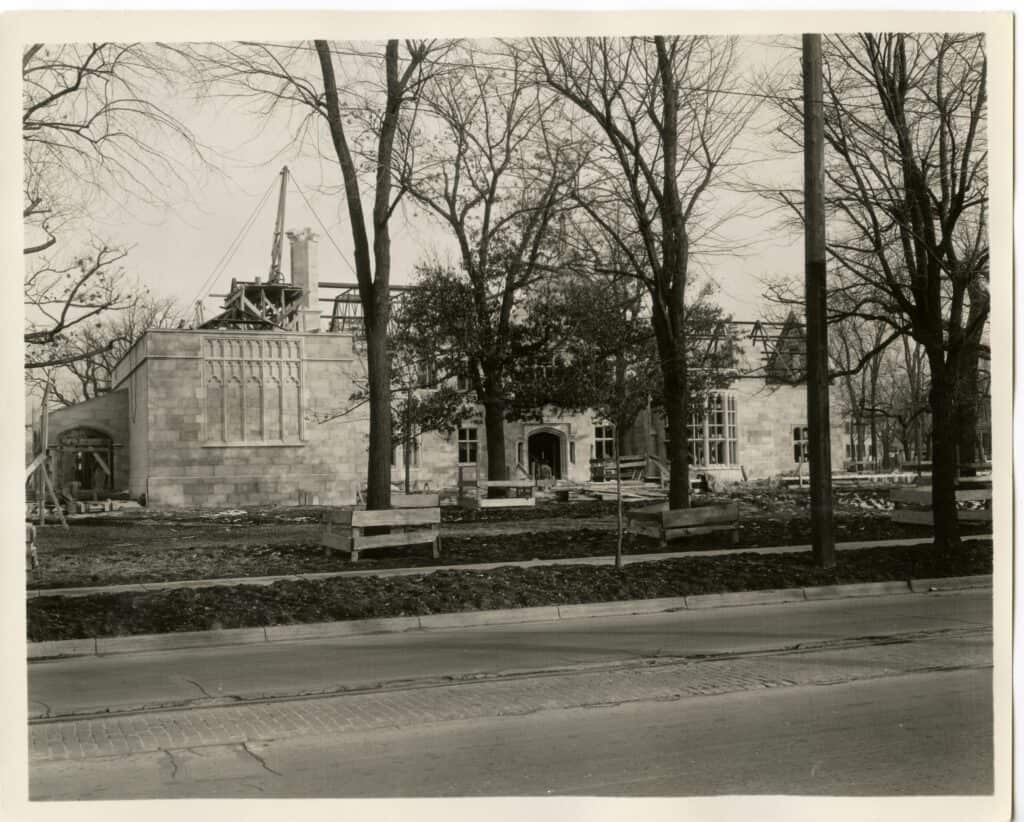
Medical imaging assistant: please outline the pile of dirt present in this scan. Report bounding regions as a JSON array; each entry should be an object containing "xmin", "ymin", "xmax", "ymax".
[{"xmin": 27, "ymin": 539, "xmax": 992, "ymax": 642}]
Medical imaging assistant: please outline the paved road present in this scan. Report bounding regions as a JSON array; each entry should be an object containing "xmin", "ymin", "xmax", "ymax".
[
  {"xmin": 31, "ymin": 656, "xmax": 992, "ymax": 798},
  {"xmin": 29, "ymin": 590, "xmax": 990, "ymax": 718}
]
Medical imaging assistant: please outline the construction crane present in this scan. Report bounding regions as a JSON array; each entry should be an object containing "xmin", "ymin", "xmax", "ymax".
[{"xmin": 268, "ymin": 165, "xmax": 289, "ymax": 284}]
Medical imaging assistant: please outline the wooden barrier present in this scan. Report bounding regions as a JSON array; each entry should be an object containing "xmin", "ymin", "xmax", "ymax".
[
  {"xmin": 626, "ymin": 501, "xmax": 739, "ymax": 548},
  {"xmin": 321, "ymin": 505, "xmax": 442, "ymax": 562},
  {"xmin": 390, "ymin": 493, "xmax": 440, "ymax": 509},
  {"xmin": 890, "ymin": 483, "xmax": 992, "ymax": 526},
  {"xmin": 457, "ymin": 467, "xmax": 536, "ymax": 510}
]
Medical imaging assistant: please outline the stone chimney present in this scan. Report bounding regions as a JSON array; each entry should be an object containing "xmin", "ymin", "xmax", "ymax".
[{"xmin": 287, "ymin": 228, "xmax": 321, "ymax": 332}]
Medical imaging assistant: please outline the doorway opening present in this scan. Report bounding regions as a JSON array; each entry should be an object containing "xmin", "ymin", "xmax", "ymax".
[{"xmin": 527, "ymin": 430, "xmax": 563, "ymax": 480}]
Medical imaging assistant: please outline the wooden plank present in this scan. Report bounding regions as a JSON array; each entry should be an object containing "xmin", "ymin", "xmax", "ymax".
[
  {"xmin": 665, "ymin": 524, "xmax": 738, "ymax": 540},
  {"xmin": 892, "ymin": 509, "xmax": 993, "ymax": 525},
  {"xmin": 25, "ymin": 452, "xmax": 44, "ymax": 479},
  {"xmin": 662, "ymin": 502, "xmax": 739, "ymax": 529},
  {"xmin": 323, "ymin": 509, "xmax": 354, "ymax": 526},
  {"xmin": 627, "ymin": 522, "xmax": 663, "ymax": 540},
  {"xmin": 478, "ymin": 480, "xmax": 535, "ymax": 489},
  {"xmin": 92, "ymin": 451, "xmax": 112, "ymax": 478},
  {"xmin": 476, "ymin": 497, "xmax": 536, "ymax": 509},
  {"xmin": 391, "ymin": 493, "xmax": 440, "ymax": 508},
  {"xmin": 353, "ymin": 526, "xmax": 439, "ymax": 551},
  {"xmin": 892, "ymin": 487, "xmax": 992, "ymax": 504},
  {"xmin": 352, "ymin": 507, "xmax": 441, "ymax": 528}
]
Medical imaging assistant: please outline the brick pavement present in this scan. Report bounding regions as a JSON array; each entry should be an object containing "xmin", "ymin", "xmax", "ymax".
[{"xmin": 30, "ymin": 627, "xmax": 991, "ymax": 764}]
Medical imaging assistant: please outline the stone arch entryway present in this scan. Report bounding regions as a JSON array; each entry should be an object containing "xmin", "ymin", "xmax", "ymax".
[
  {"xmin": 54, "ymin": 426, "xmax": 115, "ymax": 493},
  {"xmin": 527, "ymin": 429, "xmax": 565, "ymax": 480}
]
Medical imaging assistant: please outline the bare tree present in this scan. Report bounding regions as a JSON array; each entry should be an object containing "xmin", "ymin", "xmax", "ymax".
[
  {"xmin": 28, "ymin": 292, "xmax": 180, "ymax": 405},
  {"xmin": 188, "ymin": 39, "xmax": 451, "ymax": 509},
  {"xmin": 23, "ymin": 42, "xmax": 204, "ymax": 371},
  {"xmin": 397, "ymin": 44, "xmax": 576, "ymax": 491},
  {"xmin": 768, "ymin": 34, "xmax": 988, "ymax": 549},
  {"xmin": 24, "ymin": 244, "xmax": 128, "ymax": 370},
  {"xmin": 525, "ymin": 36, "xmax": 756, "ymax": 509}
]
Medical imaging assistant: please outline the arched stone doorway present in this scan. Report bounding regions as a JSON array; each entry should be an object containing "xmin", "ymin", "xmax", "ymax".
[
  {"xmin": 527, "ymin": 429, "xmax": 564, "ymax": 480},
  {"xmin": 54, "ymin": 427, "xmax": 114, "ymax": 493}
]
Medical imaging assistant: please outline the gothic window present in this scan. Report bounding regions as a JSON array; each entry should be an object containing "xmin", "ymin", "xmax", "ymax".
[
  {"xmin": 594, "ymin": 425, "xmax": 616, "ymax": 461},
  {"xmin": 458, "ymin": 427, "xmax": 478, "ymax": 464},
  {"xmin": 689, "ymin": 392, "xmax": 739, "ymax": 466},
  {"xmin": 203, "ymin": 335, "xmax": 303, "ymax": 444}
]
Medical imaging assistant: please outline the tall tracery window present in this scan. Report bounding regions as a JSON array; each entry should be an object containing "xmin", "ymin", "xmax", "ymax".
[
  {"xmin": 203, "ymin": 335, "xmax": 304, "ymax": 444},
  {"xmin": 594, "ymin": 424, "xmax": 616, "ymax": 460},
  {"xmin": 689, "ymin": 392, "xmax": 738, "ymax": 466}
]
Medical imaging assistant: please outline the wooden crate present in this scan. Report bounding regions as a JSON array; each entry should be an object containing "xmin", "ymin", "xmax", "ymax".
[
  {"xmin": 627, "ymin": 501, "xmax": 739, "ymax": 547},
  {"xmin": 458, "ymin": 477, "xmax": 537, "ymax": 510},
  {"xmin": 321, "ymin": 506, "xmax": 442, "ymax": 562},
  {"xmin": 890, "ymin": 483, "xmax": 992, "ymax": 525}
]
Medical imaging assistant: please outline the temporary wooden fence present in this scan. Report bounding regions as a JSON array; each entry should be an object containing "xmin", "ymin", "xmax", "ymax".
[
  {"xmin": 321, "ymin": 493, "xmax": 441, "ymax": 562},
  {"xmin": 626, "ymin": 501, "xmax": 740, "ymax": 548},
  {"xmin": 890, "ymin": 482, "xmax": 992, "ymax": 526},
  {"xmin": 457, "ymin": 466, "xmax": 536, "ymax": 510}
]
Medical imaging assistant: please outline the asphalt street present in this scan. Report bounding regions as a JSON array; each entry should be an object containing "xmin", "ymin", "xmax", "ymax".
[
  {"xmin": 26, "ymin": 589, "xmax": 996, "ymax": 799},
  {"xmin": 31, "ymin": 663, "xmax": 991, "ymax": 797},
  {"xmin": 29, "ymin": 590, "xmax": 991, "ymax": 718}
]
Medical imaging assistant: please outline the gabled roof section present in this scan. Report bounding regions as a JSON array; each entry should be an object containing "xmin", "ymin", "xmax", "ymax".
[{"xmin": 764, "ymin": 311, "xmax": 807, "ymax": 385}]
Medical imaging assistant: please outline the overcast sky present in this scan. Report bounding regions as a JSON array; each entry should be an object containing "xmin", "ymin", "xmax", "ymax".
[{"xmin": 62, "ymin": 36, "xmax": 806, "ymax": 325}]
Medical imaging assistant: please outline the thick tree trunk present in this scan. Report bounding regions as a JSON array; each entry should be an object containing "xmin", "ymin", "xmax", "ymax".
[
  {"xmin": 956, "ymin": 334, "xmax": 983, "ymax": 473},
  {"xmin": 957, "ymin": 277, "xmax": 989, "ymax": 473},
  {"xmin": 364, "ymin": 319, "xmax": 392, "ymax": 510},
  {"xmin": 482, "ymin": 397, "xmax": 508, "ymax": 498},
  {"xmin": 656, "ymin": 335, "xmax": 690, "ymax": 510},
  {"xmin": 615, "ymin": 445, "xmax": 623, "ymax": 569},
  {"xmin": 927, "ymin": 356, "xmax": 961, "ymax": 551}
]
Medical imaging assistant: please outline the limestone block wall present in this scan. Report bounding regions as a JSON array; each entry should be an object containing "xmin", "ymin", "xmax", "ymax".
[
  {"xmin": 623, "ymin": 382, "xmax": 846, "ymax": 481},
  {"xmin": 732, "ymin": 382, "xmax": 845, "ymax": 479},
  {"xmin": 115, "ymin": 329, "xmax": 363, "ymax": 508},
  {"xmin": 45, "ymin": 389, "xmax": 131, "ymax": 490},
  {"xmin": 389, "ymin": 428, "xmax": 461, "ymax": 492},
  {"xmin": 114, "ymin": 335, "xmax": 151, "ymax": 499},
  {"xmin": 386, "ymin": 408, "xmax": 603, "ymax": 490}
]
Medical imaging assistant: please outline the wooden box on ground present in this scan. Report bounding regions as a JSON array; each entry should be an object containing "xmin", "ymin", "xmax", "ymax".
[
  {"xmin": 322, "ymin": 504, "xmax": 442, "ymax": 562},
  {"xmin": 890, "ymin": 482, "xmax": 992, "ymax": 526},
  {"xmin": 626, "ymin": 501, "xmax": 740, "ymax": 547},
  {"xmin": 457, "ymin": 467, "xmax": 536, "ymax": 510}
]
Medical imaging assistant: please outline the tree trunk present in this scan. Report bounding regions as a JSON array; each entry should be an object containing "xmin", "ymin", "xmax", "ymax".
[
  {"xmin": 956, "ymin": 338, "xmax": 982, "ymax": 475},
  {"xmin": 482, "ymin": 397, "xmax": 508, "ymax": 498},
  {"xmin": 658, "ymin": 339, "xmax": 690, "ymax": 510},
  {"xmin": 615, "ymin": 444, "xmax": 623, "ymax": 569},
  {"xmin": 927, "ymin": 356, "xmax": 961, "ymax": 551},
  {"xmin": 364, "ymin": 319, "xmax": 392, "ymax": 510},
  {"xmin": 957, "ymin": 276, "xmax": 989, "ymax": 474}
]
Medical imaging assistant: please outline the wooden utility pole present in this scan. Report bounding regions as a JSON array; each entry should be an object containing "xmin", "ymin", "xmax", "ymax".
[{"xmin": 802, "ymin": 34, "xmax": 835, "ymax": 567}]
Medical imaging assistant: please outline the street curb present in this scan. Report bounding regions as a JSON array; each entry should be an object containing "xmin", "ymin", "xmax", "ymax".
[
  {"xmin": 27, "ymin": 575, "xmax": 992, "ymax": 660},
  {"xmin": 909, "ymin": 575, "xmax": 994, "ymax": 593},
  {"xmin": 685, "ymin": 588, "xmax": 808, "ymax": 609},
  {"xmin": 802, "ymin": 580, "xmax": 911, "ymax": 600}
]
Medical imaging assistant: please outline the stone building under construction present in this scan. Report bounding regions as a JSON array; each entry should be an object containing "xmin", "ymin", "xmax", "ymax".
[{"xmin": 39, "ymin": 227, "xmax": 846, "ymax": 508}]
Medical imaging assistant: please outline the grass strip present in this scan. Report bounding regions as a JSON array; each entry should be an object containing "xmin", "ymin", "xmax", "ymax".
[{"xmin": 28, "ymin": 540, "xmax": 991, "ymax": 642}]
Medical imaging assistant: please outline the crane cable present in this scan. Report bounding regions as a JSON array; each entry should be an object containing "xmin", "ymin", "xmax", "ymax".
[{"xmin": 181, "ymin": 176, "xmax": 279, "ymax": 324}]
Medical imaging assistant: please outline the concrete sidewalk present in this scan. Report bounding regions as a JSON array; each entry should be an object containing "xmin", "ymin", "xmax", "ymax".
[{"xmin": 26, "ymin": 535, "xmax": 988, "ymax": 600}]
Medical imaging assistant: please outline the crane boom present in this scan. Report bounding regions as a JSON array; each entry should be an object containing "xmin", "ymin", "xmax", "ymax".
[{"xmin": 268, "ymin": 166, "xmax": 289, "ymax": 283}]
